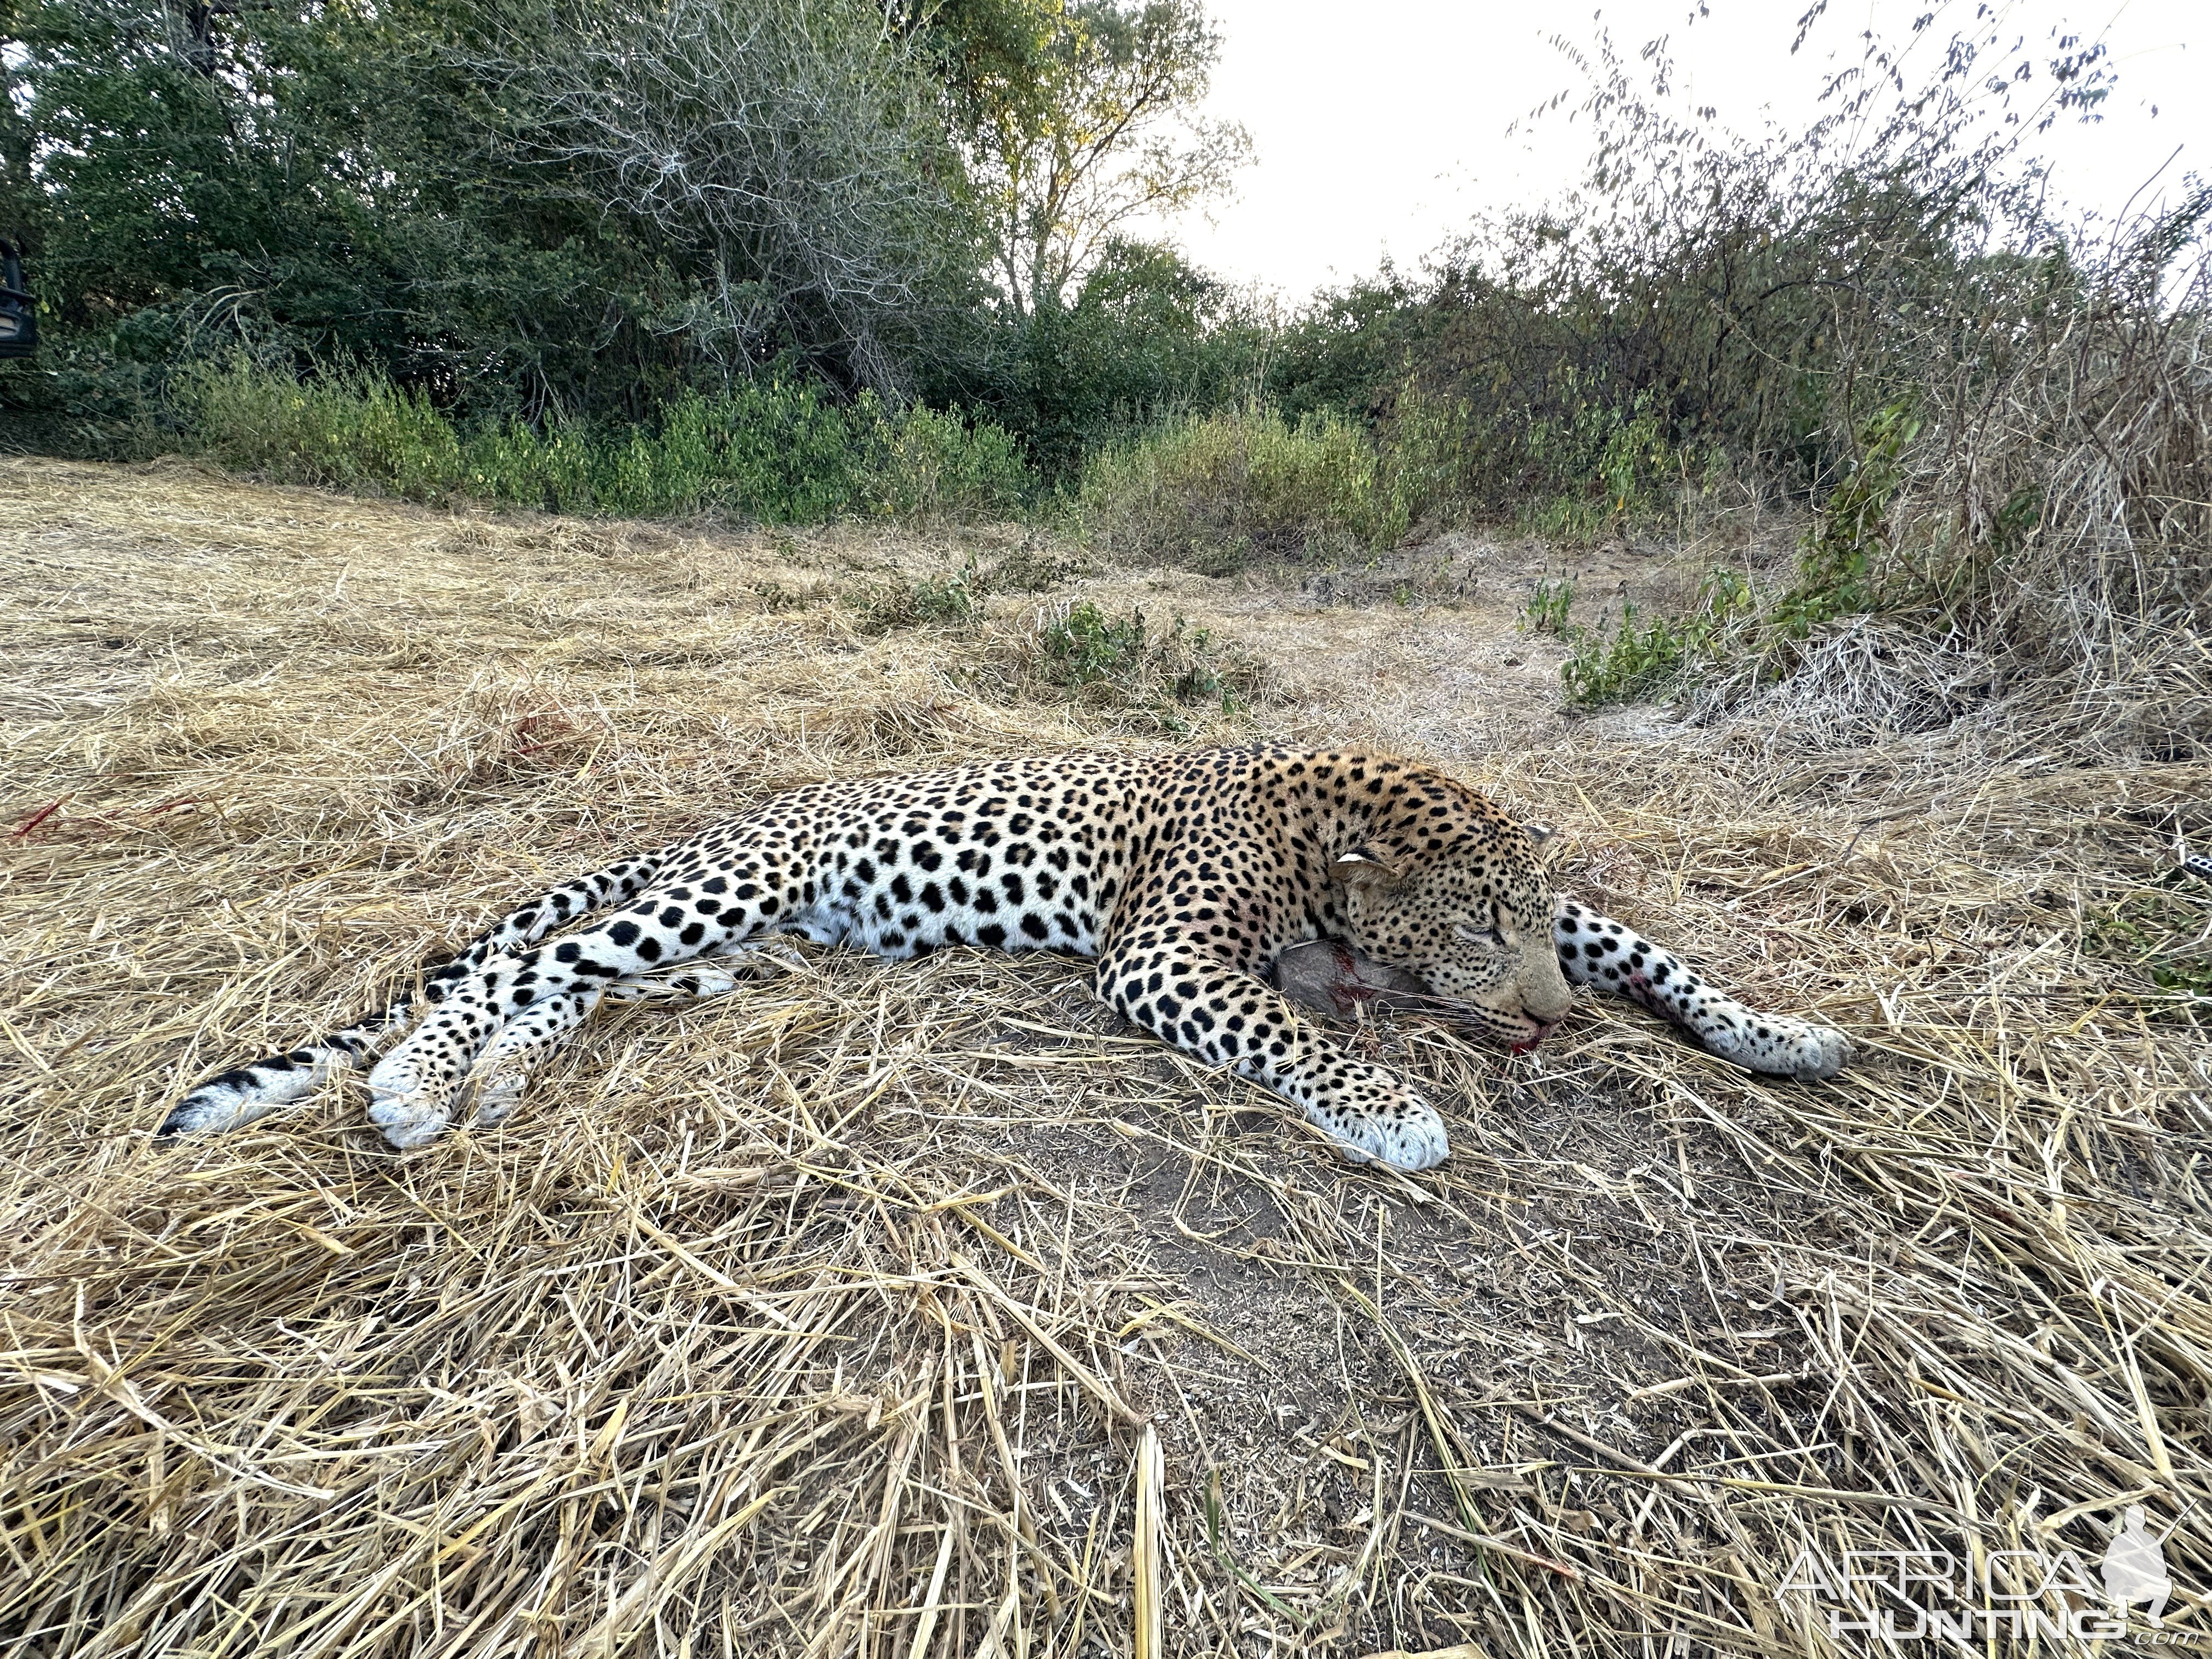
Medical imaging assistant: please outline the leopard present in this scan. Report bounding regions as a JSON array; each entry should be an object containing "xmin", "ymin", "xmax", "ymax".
[{"xmin": 161, "ymin": 745, "xmax": 1851, "ymax": 1170}]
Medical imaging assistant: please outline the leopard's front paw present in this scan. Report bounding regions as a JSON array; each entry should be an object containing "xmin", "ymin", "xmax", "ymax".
[
  {"xmin": 1715, "ymin": 1013, "xmax": 1853, "ymax": 1081},
  {"xmin": 1308, "ymin": 1084, "xmax": 1451, "ymax": 1172},
  {"xmin": 1782, "ymin": 1020, "xmax": 1853, "ymax": 1080}
]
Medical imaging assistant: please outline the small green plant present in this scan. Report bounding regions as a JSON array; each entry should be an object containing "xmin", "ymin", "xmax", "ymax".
[
  {"xmin": 855, "ymin": 537, "xmax": 1091, "ymax": 634},
  {"xmin": 858, "ymin": 556, "xmax": 984, "ymax": 631},
  {"xmin": 1040, "ymin": 600, "xmax": 1150, "ymax": 685},
  {"xmin": 750, "ymin": 578, "xmax": 830, "ymax": 612},
  {"xmin": 1166, "ymin": 621, "xmax": 1226, "ymax": 704},
  {"xmin": 1032, "ymin": 601, "xmax": 1263, "ymax": 722},
  {"xmin": 1523, "ymin": 578, "xmax": 1576, "ymax": 634},
  {"xmin": 2083, "ymin": 877, "xmax": 2212, "ymax": 1006},
  {"xmin": 1561, "ymin": 567, "xmax": 1753, "ymax": 704}
]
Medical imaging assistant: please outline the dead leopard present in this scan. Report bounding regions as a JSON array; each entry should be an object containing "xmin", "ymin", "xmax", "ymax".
[{"xmin": 166, "ymin": 746, "xmax": 1849, "ymax": 1171}]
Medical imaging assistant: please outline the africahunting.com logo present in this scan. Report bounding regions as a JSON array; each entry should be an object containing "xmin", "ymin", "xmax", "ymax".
[{"xmin": 1776, "ymin": 1506, "xmax": 2195, "ymax": 1644}]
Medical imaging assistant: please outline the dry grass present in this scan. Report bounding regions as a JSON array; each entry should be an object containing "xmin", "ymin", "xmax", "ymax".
[{"xmin": 4, "ymin": 455, "xmax": 2210, "ymax": 1658}]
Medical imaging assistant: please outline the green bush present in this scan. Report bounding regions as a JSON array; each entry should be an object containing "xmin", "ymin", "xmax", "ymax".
[
  {"xmin": 1561, "ymin": 569, "xmax": 1753, "ymax": 705},
  {"xmin": 179, "ymin": 360, "xmax": 1031, "ymax": 524},
  {"xmin": 1376, "ymin": 379, "xmax": 1705, "ymax": 542},
  {"xmin": 183, "ymin": 359, "xmax": 468, "ymax": 498},
  {"xmin": 1560, "ymin": 404, "xmax": 1929, "ymax": 706},
  {"xmin": 1069, "ymin": 377, "xmax": 1712, "ymax": 578},
  {"xmin": 1780, "ymin": 401, "xmax": 1920, "ymax": 628},
  {"xmin": 1074, "ymin": 403, "xmax": 1401, "ymax": 573},
  {"xmin": 857, "ymin": 402, "xmax": 1032, "ymax": 521},
  {"xmin": 1039, "ymin": 600, "xmax": 1153, "ymax": 684},
  {"xmin": 857, "ymin": 558, "xmax": 986, "ymax": 632}
]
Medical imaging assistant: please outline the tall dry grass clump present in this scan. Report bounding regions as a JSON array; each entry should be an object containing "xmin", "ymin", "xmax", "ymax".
[
  {"xmin": 1223, "ymin": 16, "xmax": 2212, "ymax": 757},
  {"xmin": 1900, "ymin": 238, "xmax": 2212, "ymax": 756}
]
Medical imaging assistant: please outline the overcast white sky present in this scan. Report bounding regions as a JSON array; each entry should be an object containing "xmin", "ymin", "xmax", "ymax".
[{"xmin": 1164, "ymin": 1, "xmax": 2204, "ymax": 298}]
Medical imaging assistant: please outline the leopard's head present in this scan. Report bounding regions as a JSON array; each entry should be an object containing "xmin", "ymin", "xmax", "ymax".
[{"xmin": 1332, "ymin": 820, "xmax": 1570, "ymax": 1048}]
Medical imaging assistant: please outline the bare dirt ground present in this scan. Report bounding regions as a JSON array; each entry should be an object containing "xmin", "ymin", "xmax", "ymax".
[{"xmin": 4, "ymin": 457, "xmax": 2208, "ymax": 1659}]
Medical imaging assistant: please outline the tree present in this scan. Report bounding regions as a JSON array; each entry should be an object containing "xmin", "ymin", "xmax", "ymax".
[
  {"xmin": 916, "ymin": 0, "xmax": 1248, "ymax": 318},
  {"xmin": 2, "ymin": 0, "xmax": 995, "ymax": 427},
  {"xmin": 479, "ymin": 0, "xmax": 984, "ymax": 396}
]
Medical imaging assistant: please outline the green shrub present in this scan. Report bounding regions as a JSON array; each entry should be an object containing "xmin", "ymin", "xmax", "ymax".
[
  {"xmin": 1561, "ymin": 568, "xmax": 1754, "ymax": 704},
  {"xmin": 1075, "ymin": 404, "xmax": 1401, "ymax": 573},
  {"xmin": 1779, "ymin": 401, "xmax": 1920, "ymax": 629},
  {"xmin": 1559, "ymin": 403, "xmax": 1937, "ymax": 705},
  {"xmin": 1068, "ymin": 378, "xmax": 1711, "ymax": 577},
  {"xmin": 856, "ymin": 401, "xmax": 1032, "ymax": 521},
  {"xmin": 182, "ymin": 359, "xmax": 467, "ymax": 498},
  {"xmin": 1040, "ymin": 600, "xmax": 1152, "ymax": 684},
  {"xmin": 1376, "ymin": 379, "xmax": 1705, "ymax": 543},
  {"xmin": 858, "ymin": 558, "xmax": 986, "ymax": 632},
  {"xmin": 979, "ymin": 539, "xmax": 1084, "ymax": 593},
  {"xmin": 179, "ymin": 360, "xmax": 1031, "ymax": 524}
]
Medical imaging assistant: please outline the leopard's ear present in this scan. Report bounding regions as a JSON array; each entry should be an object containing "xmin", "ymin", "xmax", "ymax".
[
  {"xmin": 1333, "ymin": 844, "xmax": 1403, "ymax": 889},
  {"xmin": 1522, "ymin": 823, "xmax": 1556, "ymax": 851}
]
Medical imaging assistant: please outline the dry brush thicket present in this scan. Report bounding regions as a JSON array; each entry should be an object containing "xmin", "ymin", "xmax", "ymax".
[
  {"xmin": 1794, "ymin": 246, "xmax": 2212, "ymax": 763},
  {"xmin": 3, "ymin": 456, "xmax": 2208, "ymax": 1658}
]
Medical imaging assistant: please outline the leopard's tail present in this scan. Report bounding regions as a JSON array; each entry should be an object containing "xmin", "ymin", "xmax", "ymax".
[{"xmin": 160, "ymin": 849, "xmax": 669, "ymax": 1137}]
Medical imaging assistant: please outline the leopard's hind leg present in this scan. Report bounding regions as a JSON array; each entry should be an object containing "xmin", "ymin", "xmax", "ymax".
[
  {"xmin": 162, "ymin": 853, "xmax": 667, "ymax": 1137},
  {"xmin": 1554, "ymin": 897, "xmax": 1850, "ymax": 1079},
  {"xmin": 366, "ymin": 834, "xmax": 804, "ymax": 1148},
  {"xmin": 462, "ymin": 946, "xmax": 805, "ymax": 1131}
]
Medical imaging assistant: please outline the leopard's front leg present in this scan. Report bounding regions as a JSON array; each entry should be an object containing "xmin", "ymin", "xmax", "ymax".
[
  {"xmin": 1098, "ymin": 929, "xmax": 1450, "ymax": 1170},
  {"xmin": 1554, "ymin": 898, "xmax": 1851, "ymax": 1079}
]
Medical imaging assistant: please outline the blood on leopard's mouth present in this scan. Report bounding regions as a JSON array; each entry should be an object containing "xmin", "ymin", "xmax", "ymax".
[{"xmin": 1508, "ymin": 1018, "xmax": 1559, "ymax": 1054}]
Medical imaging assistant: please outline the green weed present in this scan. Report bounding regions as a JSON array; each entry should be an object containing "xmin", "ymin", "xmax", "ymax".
[
  {"xmin": 1561, "ymin": 568, "xmax": 1753, "ymax": 704},
  {"xmin": 1775, "ymin": 401, "xmax": 1921, "ymax": 632},
  {"xmin": 1559, "ymin": 404, "xmax": 1925, "ymax": 705},
  {"xmin": 980, "ymin": 540, "xmax": 1085, "ymax": 594},
  {"xmin": 1523, "ymin": 579, "xmax": 1576, "ymax": 635},
  {"xmin": 180, "ymin": 358, "xmax": 466, "ymax": 499},
  {"xmin": 858, "ymin": 558, "xmax": 986, "ymax": 632},
  {"xmin": 2084, "ymin": 880, "xmax": 2212, "ymax": 1006},
  {"xmin": 1034, "ymin": 601, "xmax": 1263, "ymax": 722},
  {"xmin": 1039, "ymin": 600, "xmax": 1151, "ymax": 684}
]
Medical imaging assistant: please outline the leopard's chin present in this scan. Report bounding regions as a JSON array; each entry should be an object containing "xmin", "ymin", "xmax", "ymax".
[{"xmin": 1505, "ymin": 1017, "xmax": 1556, "ymax": 1054}]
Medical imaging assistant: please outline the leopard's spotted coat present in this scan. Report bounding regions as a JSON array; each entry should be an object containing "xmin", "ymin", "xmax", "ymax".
[{"xmin": 165, "ymin": 747, "xmax": 1849, "ymax": 1169}]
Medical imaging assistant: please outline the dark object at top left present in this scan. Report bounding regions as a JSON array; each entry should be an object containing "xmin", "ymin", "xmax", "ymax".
[{"xmin": 0, "ymin": 243, "xmax": 38, "ymax": 359}]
